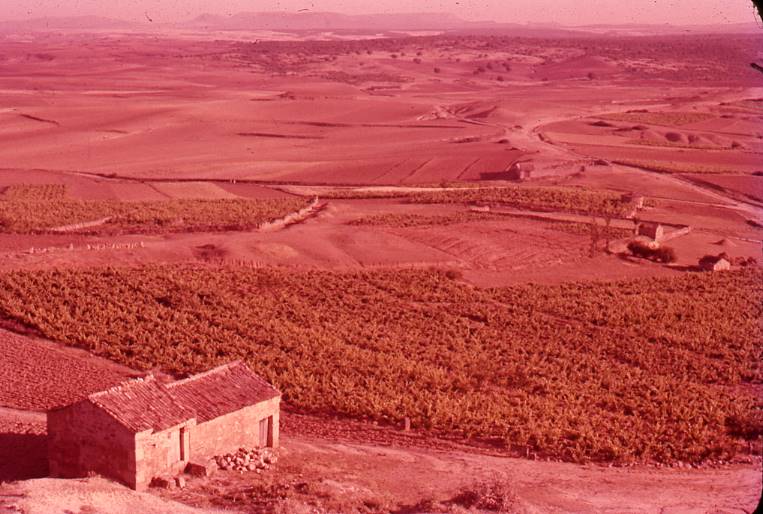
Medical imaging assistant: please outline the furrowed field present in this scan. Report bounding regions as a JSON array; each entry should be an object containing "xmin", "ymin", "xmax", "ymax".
[
  {"xmin": 0, "ymin": 266, "xmax": 759, "ymax": 464},
  {"xmin": 0, "ymin": 185, "xmax": 308, "ymax": 233}
]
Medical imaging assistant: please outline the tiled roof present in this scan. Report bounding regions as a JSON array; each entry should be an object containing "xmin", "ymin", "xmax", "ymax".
[
  {"xmin": 167, "ymin": 361, "xmax": 281, "ymax": 423},
  {"xmin": 63, "ymin": 361, "xmax": 279, "ymax": 432},
  {"xmin": 87, "ymin": 375, "xmax": 195, "ymax": 433}
]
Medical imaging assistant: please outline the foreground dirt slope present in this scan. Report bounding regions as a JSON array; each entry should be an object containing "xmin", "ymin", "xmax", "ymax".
[
  {"xmin": 2, "ymin": 403, "xmax": 758, "ymax": 513},
  {"xmin": 0, "ymin": 477, "xmax": 222, "ymax": 514},
  {"xmin": 143, "ymin": 422, "xmax": 763, "ymax": 514},
  {"xmin": 3, "ymin": 431, "xmax": 756, "ymax": 514},
  {"xmin": 277, "ymin": 436, "xmax": 761, "ymax": 513}
]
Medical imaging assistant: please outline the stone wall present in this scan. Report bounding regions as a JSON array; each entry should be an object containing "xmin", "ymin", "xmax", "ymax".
[
  {"xmin": 135, "ymin": 419, "xmax": 196, "ymax": 490},
  {"xmin": 258, "ymin": 198, "xmax": 320, "ymax": 232},
  {"xmin": 48, "ymin": 402, "xmax": 136, "ymax": 487},
  {"xmin": 190, "ymin": 398, "xmax": 280, "ymax": 460}
]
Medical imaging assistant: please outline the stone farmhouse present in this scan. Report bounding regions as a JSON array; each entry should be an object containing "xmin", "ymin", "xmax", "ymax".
[{"xmin": 48, "ymin": 361, "xmax": 280, "ymax": 490}]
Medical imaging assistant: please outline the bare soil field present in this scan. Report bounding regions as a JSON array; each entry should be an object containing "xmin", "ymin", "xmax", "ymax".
[
  {"xmin": 680, "ymin": 173, "xmax": 763, "ymax": 205},
  {"xmin": 0, "ymin": 33, "xmax": 759, "ymax": 184},
  {"xmin": 0, "ymin": 328, "xmax": 137, "ymax": 411}
]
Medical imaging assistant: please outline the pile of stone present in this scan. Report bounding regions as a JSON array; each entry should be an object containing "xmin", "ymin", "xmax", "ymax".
[
  {"xmin": 214, "ymin": 447, "xmax": 277, "ymax": 473},
  {"xmin": 150, "ymin": 475, "xmax": 186, "ymax": 490}
]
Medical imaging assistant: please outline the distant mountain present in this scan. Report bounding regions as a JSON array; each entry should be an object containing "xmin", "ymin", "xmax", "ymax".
[
  {"xmin": 574, "ymin": 21, "xmax": 762, "ymax": 35},
  {"xmin": 180, "ymin": 12, "xmax": 759, "ymax": 36},
  {"xmin": 182, "ymin": 11, "xmax": 473, "ymax": 31},
  {"xmin": 0, "ymin": 15, "xmax": 138, "ymax": 32},
  {"xmin": 0, "ymin": 12, "xmax": 757, "ymax": 36}
]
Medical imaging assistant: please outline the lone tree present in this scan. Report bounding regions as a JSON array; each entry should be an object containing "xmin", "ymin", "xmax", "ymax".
[
  {"xmin": 589, "ymin": 214, "xmax": 600, "ymax": 257},
  {"xmin": 603, "ymin": 213, "xmax": 613, "ymax": 253}
]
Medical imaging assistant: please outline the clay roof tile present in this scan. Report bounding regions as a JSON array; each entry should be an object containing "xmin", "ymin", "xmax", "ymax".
[
  {"xmin": 87, "ymin": 375, "xmax": 194, "ymax": 433},
  {"xmin": 167, "ymin": 361, "xmax": 280, "ymax": 423}
]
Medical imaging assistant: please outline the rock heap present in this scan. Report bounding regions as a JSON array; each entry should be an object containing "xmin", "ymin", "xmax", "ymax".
[{"xmin": 214, "ymin": 447, "xmax": 278, "ymax": 473}]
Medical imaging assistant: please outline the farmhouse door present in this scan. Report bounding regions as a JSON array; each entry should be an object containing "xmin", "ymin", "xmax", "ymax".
[
  {"xmin": 179, "ymin": 427, "xmax": 187, "ymax": 461},
  {"xmin": 258, "ymin": 417, "xmax": 271, "ymax": 447}
]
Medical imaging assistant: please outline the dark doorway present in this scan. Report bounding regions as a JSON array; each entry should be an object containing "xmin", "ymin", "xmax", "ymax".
[{"xmin": 179, "ymin": 427, "xmax": 186, "ymax": 461}]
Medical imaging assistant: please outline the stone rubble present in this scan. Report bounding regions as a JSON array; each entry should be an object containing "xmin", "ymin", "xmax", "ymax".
[{"xmin": 214, "ymin": 447, "xmax": 278, "ymax": 473}]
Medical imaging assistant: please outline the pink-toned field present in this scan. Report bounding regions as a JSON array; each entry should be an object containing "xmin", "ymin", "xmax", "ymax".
[
  {"xmin": 0, "ymin": 328, "xmax": 137, "ymax": 411},
  {"xmin": 0, "ymin": 31, "xmax": 759, "ymax": 284},
  {"xmin": 0, "ymin": 27, "xmax": 761, "ymax": 513}
]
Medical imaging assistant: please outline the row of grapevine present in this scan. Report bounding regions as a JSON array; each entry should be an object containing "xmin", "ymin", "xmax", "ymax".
[
  {"xmin": 0, "ymin": 266, "xmax": 758, "ymax": 464},
  {"xmin": 322, "ymin": 186, "xmax": 629, "ymax": 216},
  {"xmin": 0, "ymin": 185, "xmax": 310, "ymax": 233}
]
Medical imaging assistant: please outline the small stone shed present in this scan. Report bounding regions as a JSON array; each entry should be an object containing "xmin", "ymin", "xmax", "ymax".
[
  {"xmin": 636, "ymin": 222, "xmax": 664, "ymax": 242},
  {"xmin": 698, "ymin": 254, "xmax": 732, "ymax": 272},
  {"xmin": 621, "ymin": 192, "xmax": 645, "ymax": 209},
  {"xmin": 48, "ymin": 361, "xmax": 280, "ymax": 490},
  {"xmin": 507, "ymin": 161, "xmax": 534, "ymax": 181}
]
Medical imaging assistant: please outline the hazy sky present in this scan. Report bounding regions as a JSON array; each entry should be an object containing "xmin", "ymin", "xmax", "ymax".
[{"xmin": 2, "ymin": 0, "xmax": 759, "ymax": 25}]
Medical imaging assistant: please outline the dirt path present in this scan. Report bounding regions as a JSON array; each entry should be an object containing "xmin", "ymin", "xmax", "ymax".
[
  {"xmin": 0, "ymin": 478, "xmax": 222, "ymax": 514},
  {"xmin": 523, "ymin": 88, "xmax": 763, "ymax": 221},
  {"xmin": 279, "ymin": 434, "xmax": 762, "ymax": 513},
  {"xmin": 613, "ymin": 163, "xmax": 763, "ymax": 220}
]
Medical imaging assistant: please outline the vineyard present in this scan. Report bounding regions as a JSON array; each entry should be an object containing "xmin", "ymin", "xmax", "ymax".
[
  {"xmin": 612, "ymin": 159, "xmax": 736, "ymax": 175},
  {"xmin": 325, "ymin": 186, "xmax": 629, "ymax": 216},
  {"xmin": 348, "ymin": 212, "xmax": 506, "ymax": 228},
  {"xmin": 0, "ymin": 266, "xmax": 759, "ymax": 465},
  {"xmin": 627, "ymin": 139, "xmax": 722, "ymax": 151},
  {"xmin": 600, "ymin": 112, "xmax": 716, "ymax": 127},
  {"xmin": 0, "ymin": 185, "xmax": 308, "ymax": 233},
  {"xmin": 349, "ymin": 213, "xmax": 633, "ymax": 238},
  {"xmin": 2, "ymin": 184, "xmax": 67, "ymax": 201},
  {"xmin": 545, "ymin": 221, "xmax": 632, "ymax": 239}
]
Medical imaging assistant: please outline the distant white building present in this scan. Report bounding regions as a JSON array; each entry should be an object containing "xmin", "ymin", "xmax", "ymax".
[{"xmin": 698, "ymin": 254, "xmax": 731, "ymax": 272}]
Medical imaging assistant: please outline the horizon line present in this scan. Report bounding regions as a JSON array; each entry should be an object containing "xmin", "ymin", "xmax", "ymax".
[{"xmin": 0, "ymin": 11, "xmax": 759, "ymax": 29}]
